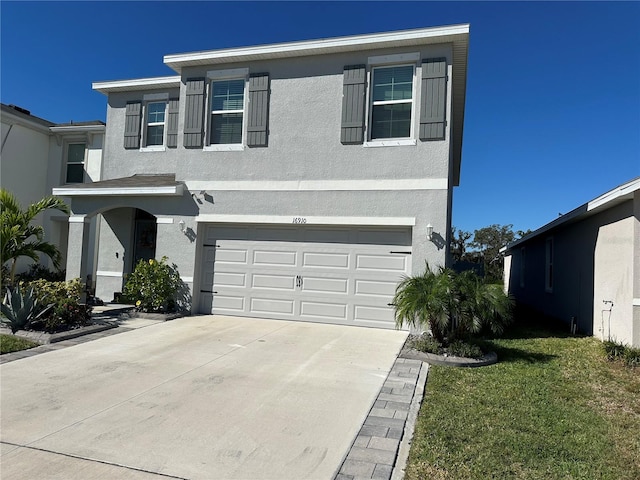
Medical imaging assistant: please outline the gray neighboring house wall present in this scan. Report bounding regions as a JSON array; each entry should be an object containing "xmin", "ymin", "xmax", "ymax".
[
  {"xmin": 54, "ymin": 25, "xmax": 470, "ymax": 329},
  {"xmin": 1, "ymin": 103, "xmax": 104, "ymax": 278},
  {"xmin": 503, "ymin": 178, "xmax": 640, "ymax": 348}
]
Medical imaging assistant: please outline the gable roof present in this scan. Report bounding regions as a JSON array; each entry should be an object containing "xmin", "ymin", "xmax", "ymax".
[{"xmin": 505, "ymin": 177, "xmax": 640, "ymax": 251}]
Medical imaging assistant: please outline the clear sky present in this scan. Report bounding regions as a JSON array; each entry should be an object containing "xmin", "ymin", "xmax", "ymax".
[{"xmin": 2, "ymin": 1, "xmax": 639, "ymax": 235}]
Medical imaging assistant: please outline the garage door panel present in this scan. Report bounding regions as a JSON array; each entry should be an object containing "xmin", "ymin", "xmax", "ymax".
[
  {"xmin": 253, "ymin": 250, "xmax": 297, "ymax": 266},
  {"xmin": 300, "ymin": 301, "xmax": 347, "ymax": 320},
  {"xmin": 301, "ymin": 276, "xmax": 348, "ymax": 294},
  {"xmin": 213, "ymin": 295, "xmax": 245, "ymax": 312},
  {"xmin": 215, "ymin": 248, "xmax": 248, "ymax": 264},
  {"xmin": 213, "ymin": 272, "xmax": 246, "ymax": 288},
  {"xmin": 302, "ymin": 252, "xmax": 349, "ymax": 269},
  {"xmin": 354, "ymin": 279, "xmax": 398, "ymax": 297},
  {"xmin": 356, "ymin": 254, "xmax": 408, "ymax": 272},
  {"xmin": 251, "ymin": 298, "xmax": 295, "ymax": 315},
  {"xmin": 354, "ymin": 304, "xmax": 396, "ymax": 324},
  {"xmin": 252, "ymin": 273, "xmax": 295, "ymax": 290}
]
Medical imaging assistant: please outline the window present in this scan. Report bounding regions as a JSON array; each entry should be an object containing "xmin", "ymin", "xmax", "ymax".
[
  {"xmin": 519, "ymin": 247, "xmax": 526, "ymax": 288},
  {"xmin": 545, "ymin": 238, "xmax": 553, "ymax": 292},
  {"xmin": 65, "ymin": 143, "xmax": 85, "ymax": 183},
  {"xmin": 369, "ymin": 65, "xmax": 414, "ymax": 140},
  {"xmin": 210, "ymin": 79, "xmax": 245, "ymax": 145},
  {"xmin": 145, "ymin": 102, "xmax": 166, "ymax": 146}
]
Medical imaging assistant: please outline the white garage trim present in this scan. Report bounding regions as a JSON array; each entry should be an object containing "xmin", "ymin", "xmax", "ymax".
[
  {"xmin": 197, "ymin": 224, "xmax": 412, "ymax": 329},
  {"xmin": 194, "ymin": 215, "xmax": 416, "ymax": 226}
]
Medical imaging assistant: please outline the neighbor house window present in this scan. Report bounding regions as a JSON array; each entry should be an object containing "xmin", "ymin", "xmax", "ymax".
[
  {"xmin": 65, "ymin": 143, "xmax": 85, "ymax": 183},
  {"xmin": 545, "ymin": 238, "xmax": 553, "ymax": 292},
  {"xmin": 210, "ymin": 79, "xmax": 245, "ymax": 145},
  {"xmin": 369, "ymin": 65, "xmax": 414, "ymax": 140},
  {"xmin": 519, "ymin": 247, "xmax": 526, "ymax": 288},
  {"xmin": 145, "ymin": 102, "xmax": 166, "ymax": 146}
]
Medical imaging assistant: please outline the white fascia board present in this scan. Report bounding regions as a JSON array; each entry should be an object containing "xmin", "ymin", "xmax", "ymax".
[
  {"xmin": 164, "ymin": 24, "xmax": 470, "ymax": 71},
  {"xmin": 194, "ymin": 214, "xmax": 416, "ymax": 227},
  {"xmin": 506, "ymin": 177, "xmax": 640, "ymax": 251},
  {"xmin": 92, "ymin": 76, "xmax": 181, "ymax": 95},
  {"xmin": 52, "ymin": 185, "xmax": 184, "ymax": 196},
  {"xmin": 50, "ymin": 125, "xmax": 105, "ymax": 134},
  {"xmin": 185, "ymin": 178, "xmax": 447, "ymax": 192},
  {"xmin": 1, "ymin": 110, "xmax": 53, "ymax": 134},
  {"xmin": 587, "ymin": 177, "xmax": 640, "ymax": 212}
]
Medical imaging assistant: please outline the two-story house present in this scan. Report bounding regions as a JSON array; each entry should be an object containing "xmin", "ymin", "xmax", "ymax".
[
  {"xmin": 1, "ymin": 103, "xmax": 104, "ymax": 278},
  {"xmin": 53, "ymin": 24, "xmax": 470, "ymax": 329}
]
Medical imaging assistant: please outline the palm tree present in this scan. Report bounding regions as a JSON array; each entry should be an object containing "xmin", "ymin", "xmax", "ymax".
[
  {"xmin": 1, "ymin": 189, "xmax": 70, "ymax": 286},
  {"xmin": 393, "ymin": 264, "xmax": 513, "ymax": 342}
]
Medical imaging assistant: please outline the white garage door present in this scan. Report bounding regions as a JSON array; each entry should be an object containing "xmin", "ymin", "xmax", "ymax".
[{"xmin": 198, "ymin": 224, "xmax": 412, "ymax": 329}]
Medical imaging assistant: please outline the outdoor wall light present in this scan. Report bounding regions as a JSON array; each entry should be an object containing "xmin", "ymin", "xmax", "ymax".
[
  {"xmin": 179, "ymin": 220, "xmax": 186, "ymax": 233},
  {"xmin": 426, "ymin": 224, "xmax": 434, "ymax": 241}
]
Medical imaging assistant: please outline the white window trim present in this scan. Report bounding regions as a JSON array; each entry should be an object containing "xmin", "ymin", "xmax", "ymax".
[
  {"xmin": 205, "ymin": 69, "xmax": 248, "ymax": 148},
  {"xmin": 64, "ymin": 140, "xmax": 87, "ymax": 184},
  {"xmin": 365, "ymin": 60, "xmax": 418, "ymax": 145},
  {"xmin": 140, "ymin": 99, "xmax": 168, "ymax": 152}
]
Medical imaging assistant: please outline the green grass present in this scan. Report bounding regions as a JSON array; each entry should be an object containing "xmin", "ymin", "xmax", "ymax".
[
  {"xmin": 405, "ymin": 323, "xmax": 640, "ymax": 480},
  {"xmin": 0, "ymin": 334, "xmax": 39, "ymax": 354}
]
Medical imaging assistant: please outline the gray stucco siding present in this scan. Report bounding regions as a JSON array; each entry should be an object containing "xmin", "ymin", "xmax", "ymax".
[{"xmin": 100, "ymin": 45, "xmax": 453, "ymax": 184}]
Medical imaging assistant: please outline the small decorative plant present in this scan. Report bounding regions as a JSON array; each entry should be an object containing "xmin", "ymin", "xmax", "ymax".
[
  {"xmin": 26, "ymin": 278, "xmax": 92, "ymax": 332},
  {"xmin": 1, "ymin": 285, "xmax": 53, "ymax": 333},
  {"xmin": 122, "ymin": 257, "xmax": 182, "ymax": 313}
]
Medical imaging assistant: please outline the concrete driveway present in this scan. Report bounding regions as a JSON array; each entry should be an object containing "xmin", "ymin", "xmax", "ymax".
[{"xmin": 0, "ymin": 315, "xmax": 408, "ymax": 479}]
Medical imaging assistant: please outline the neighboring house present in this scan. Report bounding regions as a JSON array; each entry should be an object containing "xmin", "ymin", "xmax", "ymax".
[
  {"xmin": 503, "ymin": 178, "xmax": 640, "ymax": 347},
  {"xmin": 53, "ymin": 24, "xmax": 470, "ymax": 329},
  {"xmin": 0, "ymin": 103, "xmax": 104, "ymax": 277}
]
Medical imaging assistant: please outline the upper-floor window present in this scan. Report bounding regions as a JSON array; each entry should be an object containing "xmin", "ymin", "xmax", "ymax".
[
  {"xmin": 210, "ymin": 79, "xmax": 245, "ymax": 145},
  {"xmin": 145, "ymin": 102, "xmax": 167, "ymax": 146},
  {"xmin": 65, "ymin": 143, "xmax": 85, "ymax": 183},
  {"xmin": 369, "ymin": 65, "xmax": 414, "ymax": 140},
  {"xmin": 340, "ymin": 54, "xmax": 447, "ymax": 146}
]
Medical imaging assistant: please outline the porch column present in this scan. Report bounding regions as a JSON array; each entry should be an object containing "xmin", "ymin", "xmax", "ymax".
[{"xmin": 65, "ymin": 215, "xmax": 91, "ymax": 283}]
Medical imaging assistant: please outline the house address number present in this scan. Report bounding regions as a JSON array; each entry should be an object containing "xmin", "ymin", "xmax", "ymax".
[{"xmin": 292, "ymin": 217, "xmax": 307, "ymax": 224}]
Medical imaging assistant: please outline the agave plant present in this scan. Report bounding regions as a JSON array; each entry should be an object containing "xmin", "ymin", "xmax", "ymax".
[{"xmin": 1, "ymin": 285, "xmax": 53, "ymax": 334}]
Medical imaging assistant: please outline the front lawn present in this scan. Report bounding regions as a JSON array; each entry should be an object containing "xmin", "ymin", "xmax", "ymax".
[
  {"xmin": 405, "ymin": 323, "xmax": 640, "ymax": 480},
  {"xmin": 0, "ymin": 334, "xmax": 39, "ymax": 354}
]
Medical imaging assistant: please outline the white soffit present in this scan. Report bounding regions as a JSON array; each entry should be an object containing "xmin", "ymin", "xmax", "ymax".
[{"xmin": 92, "ymin": 76, "xmax": 181, "ymax": 95}]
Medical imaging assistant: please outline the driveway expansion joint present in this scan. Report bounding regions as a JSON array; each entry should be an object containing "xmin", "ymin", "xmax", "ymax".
[{"xmin": 334, "ymin": 357, "xmax": 428, "ymax": 480}]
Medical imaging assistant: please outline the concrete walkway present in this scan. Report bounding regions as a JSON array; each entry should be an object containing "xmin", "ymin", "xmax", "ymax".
[{"xmin": 0, "ymin": 315, "xmax": 426, "ymax": 480}]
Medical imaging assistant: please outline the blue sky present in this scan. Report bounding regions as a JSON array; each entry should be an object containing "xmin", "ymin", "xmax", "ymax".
[{"xmin": 2, "ymin": 1, "xmax": 639, "ymax": 235}]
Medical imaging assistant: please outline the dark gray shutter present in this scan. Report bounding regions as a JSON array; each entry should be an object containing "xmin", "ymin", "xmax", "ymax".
[
  {"xmin": 419, "ymin": 58, "xmax": 447, "ymax": 141},
  {"xmin": 166, "ymin": 98, "xmax": 179, "ymax": 148},
  {"xmin": 124, "ymin": 101, "xmax": 141, "ymax": 149},
  {"xmin": 341, "ymin": 65, "xmax": 367, "ymax": 144},
  {"xmin": 184, "ymin": 78, "xmax": 205, "ymax": 148},
  {"xmin": 247, "ymin": 73, "xmax": 270, "ymax": 147}
]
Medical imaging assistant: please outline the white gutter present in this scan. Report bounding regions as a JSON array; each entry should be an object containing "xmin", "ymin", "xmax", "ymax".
[{"xmin": 92, "ymin": 76, "xmax": 181, "ymax": 94}]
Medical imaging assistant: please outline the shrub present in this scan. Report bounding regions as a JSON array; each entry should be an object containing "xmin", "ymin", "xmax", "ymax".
[
  {"xmin": 412, "ymin": 333, "xmax": 443, "ymax": 355},
  {"xmin": 16, "ymin": 264, "xmax": 66, "ymax": 282},
  {"xmin": 394, "ymin": 264, "xmax": 513, "ymax": 342},
  {"xmin": 25, "ymin": 278, "xmax": 91, "ymax": 332},
  {"xmin": 447, "ymin": 339, "xmax": 484, "ymax": 359},
  {"xmin": 122, "ymin": 257, "xmax": 182, "ymax": 313},
  {"xmin": 603, "ymin": 340, "xmax": 640, "ymax": 368},
  {"xmin": 1, "ymin": 285, "xmax": 53, "ymax": 333}
]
